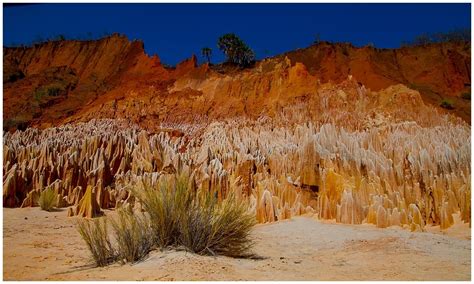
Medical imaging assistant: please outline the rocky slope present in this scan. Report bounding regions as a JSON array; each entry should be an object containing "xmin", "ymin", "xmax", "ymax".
[{"xmin": 3, "ymin": 34, "xmax": 471, "ymax": 131}]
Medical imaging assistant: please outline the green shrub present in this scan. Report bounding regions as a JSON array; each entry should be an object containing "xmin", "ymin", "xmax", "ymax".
[
  {"xmin": 461, "ymin": 93, "xmax": 471, "ymax": 100},
  {"xmin": 33, "ymin": 85, "xmax": 65, "ymax": 101},
  {"xmin": 39, "ymin": 188, "xmax": 57, "ymax": 211},
  {"xmin": 3, "ymin": 116, "xmax": 30, "ymax": 131},
  {"xmin": 77, "ymin": 217, "xmax": 116, "ymax": 267},
  {"xmin": 110, "ymin": 209, "xmax": 154, "ymax": 264},
  {"xmin": 440, "ymin": 99, "xmax": 454, "ymax": 110}
]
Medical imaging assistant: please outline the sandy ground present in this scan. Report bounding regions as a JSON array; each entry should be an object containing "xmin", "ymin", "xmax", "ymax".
[{"xmin": 3, "ymin": 207, "xmax": 471, "ymax": 281}]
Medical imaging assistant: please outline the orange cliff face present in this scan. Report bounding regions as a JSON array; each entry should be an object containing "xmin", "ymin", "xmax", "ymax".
[
  {"xmin": 280, "ymin": 42, "xmax": 471, "ymax": 122},
  {"xmin": 3, "ymin": 34, "xmax": 172, "ymax": 130},
  {"xmin": 3, "ymin": 35, "xmax": 471, "ymax": 131}
]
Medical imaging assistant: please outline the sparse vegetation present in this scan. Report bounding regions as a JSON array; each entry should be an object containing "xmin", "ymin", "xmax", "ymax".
[
  {"xmin": 201, "ymin": 47, "xmax": 212, "ymax": 64},
  {"xmin": 313, "ymin": 33, "xmax": 321, "ymax": 45},
  {"xmin": 440, "ymin": 99, "xmax": 455, "ymax": 110},
  {"xmin": 5, "ymin": 70, "xmax": 25, "ymax": 83},
  {"xmin": 34, "ymin": 84, "xmax": 65, "ymax": 101},
  {"xmin": 179, "ymin": 192, "xmax": 256, "ymax": 257},
  {"xmin": 7, "ymin": 32, "xmax": 121, "ymax": 48},
  {"xmin": 217, "ymin": 33, "xmax": 255, "ymax": 68},
  {"xmin": 461, "ymin": 92, "xmax": 471, "ymax": 100},
  {"xmin": 77, "ymin": 173, "xmax": 256, "ymax": 267},
  {"xmin": 133, "ymin": 173, "xmax": 256, "ymax": 257},
  {"xmin": 110, "ymin": 209, "xmax": 154, "ymax": 264},
  {"xmin": 78, "ymin": 209, "xmax": 153, "ymax": 266},
  {"xmin": 131, "ymin": 174, "xmax": 192, "ymax": 247},
  {"xmin": 401, "ymin": 28, "xmax": 471, "ymax": 47},
  {"xmin": 39, "ymin": 188, "xmax": 57, "ymax": 211},
  {"xmin": 77, "ymin": 217, "xmax": 116, "ymax": 267},
  {"xmin": 3, "ymin": 116, "xmax": 29, "ymax": 131},
  {"xmin": 341, "ymin": 45, "xmax": 350, "ymax": 56}
]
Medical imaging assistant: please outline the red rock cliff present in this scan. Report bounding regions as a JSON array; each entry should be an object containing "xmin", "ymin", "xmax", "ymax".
[{"xmin": 3, "ymin": 35, "xmax": 471, "ymax": 131}]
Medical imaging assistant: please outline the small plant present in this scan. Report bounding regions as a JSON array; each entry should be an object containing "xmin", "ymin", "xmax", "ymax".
[
  {"xmin": 39, "ymin": 188, "xmax": 57, "ymax": 211},
  {"xmin": 132, "ymin": 173, "xmax": 256, "ymax": 257},
  {"xmin": 341, "ymin": 45, "xmax": 350, "ymax": 56},
  {"xmin": 34, "ymin": 85, "xmax": 64, "ymax": 101},
  {"xmin": 131, "ymin": 174, "xmax": 194, "ymax": 247},
  {"xmin": 77, "ymin": 217, "xmax": 116, "ymax": 267},
  {"xmin": 3, "ymin": 116, "xmax": 29, "ymax": 131},
  {"xmin": 461, "ymin": 93, "xmax": 471, "ymax": 100},
  {"xmin": 77, "ymin": 173, "xmax": 256, "ymax": 268},
  {"xmin": 201, "ymin": 47, "xmax": 212, "ymax": 64},
  {"xmin": 440, "ymin": 99, "xmax": 455, "ymax": 110},
  {"xmin": 313, "ymin": 33, "xmax": 321, "ymax": 45},
  {"xmin": 110, "ymin": 209, "xmax": 154, "ymax": 264},
  {"xmin": 208, "ymin": 195, "xmax": 256, "ymax": 257},
  {"xmin": 402, "ymin": 28, "xmax": 470, "ymax": 47},
  {"xmin": 6, "ymin": 70, "xmax": 24, "ymax": 83},
  {"xmin": 179, "ymin": 192, "xmax": 256, "ymax": 257}
]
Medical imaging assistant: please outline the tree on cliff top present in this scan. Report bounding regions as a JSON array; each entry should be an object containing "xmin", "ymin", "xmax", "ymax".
[
  {"xmin": 201, "ymin": 47, "xmax": 212, "ymax": 64},
  {"xmin": 217, "ymin": 33, "xmax": 255, "ymax": 68},
  {"xmin": 402, "ymin": 28, "xmax": 471, "ymax": 47}
]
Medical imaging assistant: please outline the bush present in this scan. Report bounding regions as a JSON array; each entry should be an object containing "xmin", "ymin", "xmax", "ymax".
[
  {"xmin": 6, "ymin": 70, "xmax": 24, "ymax": 83},
  {"xmin": 440, "ymin": 99, "xmax": 455, "ymax": 109},
  {"xmin": 110, "ymin": 209, "xmax": 154, "ymax": 264},
  {"xmin": 39, "ymin": 188, "xmax": 57, "ymax": 211},
  {"xmin": 201, "ymin": 47, "xmax": 212, "ymax": 64},
  {"xmin": 3, "ymin": 116, "xmax": 29, "ymax": 131},
  {"xmin": 34, "ymin": 85, "xmax": 64, "ymax": 101},
  {"xmin": 206, "ymin": 195, "xmax": 256, "ymax": 257},
  {"xmin": 77, "ymin": 217, "xmax": 116, "ymax": 267},
  {"xmin": 132, "ymin": 173, "xmax": 256, "ymax": 257},
  {"xmin": 179, "ymin": 192, "xmax": 256, "ymax": 257},
  {"xmin": 77, "ymin": 173, "xmax": 256, "ymax": 267},
  {"xmin": 132, "ymin": 174, "xmax": 195, "ymax": 247},
  {"xmin": 402, "ymin": 28, "xmax": 471, "ymax": 47},
  {"xmin": 461, "ymin": 93, "xmax": 471, "ymax": 100}
]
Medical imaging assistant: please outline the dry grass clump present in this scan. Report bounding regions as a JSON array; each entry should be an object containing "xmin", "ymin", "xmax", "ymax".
[
  {"xmin": 132, "ymin": 174, "xmax": 193, "ymax": 247},
  {"xmin": 179, "ymin": 194, "xmax": 256, "ymax": 257},
  {"xmin": 77, "ymin": 217, "xmax": 116, "ymax": 267},
  {"xmin": 39, "ymin": 188, "xmax": 56, "ymax": 211},
  {"xmin": 110, "ymin": 209, "xmax": 154, "ymax": 263},
  {"xmin": 78, "ymin": 173, "xmax": 256, "ymax": 267},
  {"xmin": 77, "ymin": 210, "xmax": 153, "ymax": 266},
  {"xmin": 132, "ymin": 173, "xmax": 256, "ymax": 257}
]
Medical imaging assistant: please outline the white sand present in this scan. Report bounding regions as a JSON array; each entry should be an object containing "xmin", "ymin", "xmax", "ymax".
[{"xmin": 3, "ymin": 207, "xmax": 471, "ymax": 280}]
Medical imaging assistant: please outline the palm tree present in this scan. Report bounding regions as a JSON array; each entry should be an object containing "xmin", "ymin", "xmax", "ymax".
[{"xmin": 201, "ymin": 47, "xmax": 212, "ymax": 64}]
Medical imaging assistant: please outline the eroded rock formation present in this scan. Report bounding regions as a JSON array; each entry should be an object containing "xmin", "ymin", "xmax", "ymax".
[
  {"xmin": 3, "ymin": 35, "xmax": 471, "ymax": 231},
  {"xmin": 3, "ymin": 74, "xmax": 470, "ymax": 231}
]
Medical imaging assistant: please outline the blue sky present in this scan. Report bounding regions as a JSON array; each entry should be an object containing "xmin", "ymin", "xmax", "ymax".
[{"xmin": 3, "ymin": 3, "xmax": 471, "ymax": 65}]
